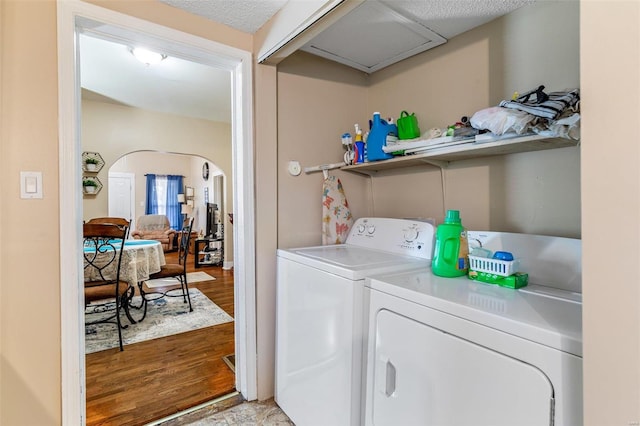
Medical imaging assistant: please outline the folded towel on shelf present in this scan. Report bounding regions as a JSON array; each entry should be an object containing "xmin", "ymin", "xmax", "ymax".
[{"xmin": 499, "ymin": 87, "xmax": 580, "ymax": 120}]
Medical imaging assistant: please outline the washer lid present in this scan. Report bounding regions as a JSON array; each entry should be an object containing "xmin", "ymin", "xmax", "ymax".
[
  {"xmin": 277, "ymin": 245, "xmax": 430, "ymax": 280},
  {"xmin": 367, "ymin": 270, "xmax": 582, "ymax": 357}
]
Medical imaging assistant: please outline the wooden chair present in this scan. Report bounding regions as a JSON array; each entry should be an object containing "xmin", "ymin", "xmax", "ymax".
[
  {"xmin": 177, "ymin": 217, "xmax": 197, "ymax": 258},
  {"xmin": 83, "ymin": 222, "xmax": 131, "ymax": 351},
  {"xmin": 86, "ymin": 217, "xmax": 130, "ymax": 226},
  {"xmin": 86, "ymin": 217, "xmax": 131, "ymax": 238},
  {"xmin": 139, "ymin": 218, "xmax": 195, "ymax": 319}
]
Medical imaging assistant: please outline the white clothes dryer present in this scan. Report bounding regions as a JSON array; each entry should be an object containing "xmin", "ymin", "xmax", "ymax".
[
  {"xmin": 363, "ymin": 231, "xmax": 582, "ymax": 426},
  {"xmin": 275, "ymin": 218, "xmax": 435, "ymax": 426}
]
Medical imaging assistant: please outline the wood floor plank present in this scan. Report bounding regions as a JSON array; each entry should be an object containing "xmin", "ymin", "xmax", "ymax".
[{"xmin": 85, "ymin": 251, "xmax": 236, "ymax": 426}]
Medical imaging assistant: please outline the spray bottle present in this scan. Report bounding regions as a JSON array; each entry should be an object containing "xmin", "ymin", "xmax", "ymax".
[{"xmin": 354, "ymin": 124, "xmax": 365, "ymax": 164}]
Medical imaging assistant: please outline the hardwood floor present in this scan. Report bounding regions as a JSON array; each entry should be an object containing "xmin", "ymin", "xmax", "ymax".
[{"xmin": 85, "ymin": 250, "xmax": 236, "ymax": 426}]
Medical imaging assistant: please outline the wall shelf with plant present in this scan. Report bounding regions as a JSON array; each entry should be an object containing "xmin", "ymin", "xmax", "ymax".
[
  {"xmin": 83, "ymin": 176, "xmax": 103, "ymax": 195},
  {"xmin": 82, "ymin": 151, "xmax": 104, "ymax": 173}
]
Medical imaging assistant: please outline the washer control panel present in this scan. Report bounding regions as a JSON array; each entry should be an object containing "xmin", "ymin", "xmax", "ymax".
[{"xmin": 346, "ymin": 218, "xmax": 435, "ymax": 260}]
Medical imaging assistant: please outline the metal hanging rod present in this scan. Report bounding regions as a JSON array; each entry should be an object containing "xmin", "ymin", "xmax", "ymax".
[
  {"xmin": 303, "ymin": 162, "xmax": 344, "ymax": 174},
  {"xmin": 304, "ymin": 162, "xmax": 345, "ymax": 179}
]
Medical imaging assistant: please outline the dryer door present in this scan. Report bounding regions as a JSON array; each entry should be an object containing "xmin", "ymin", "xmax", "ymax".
[{"xmin": 370, "ymin": 309, "xmax": 554, "ymax": 426}]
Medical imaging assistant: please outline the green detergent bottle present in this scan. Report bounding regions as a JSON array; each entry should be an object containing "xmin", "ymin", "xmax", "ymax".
[{"xmin": 432, "ymin": 210, "xmax": 469, "ymax": 277}]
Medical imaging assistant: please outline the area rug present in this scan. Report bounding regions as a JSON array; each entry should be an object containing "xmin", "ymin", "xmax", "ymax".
[
  {"xmin": 85, "ymin": 288, "xmax": 232, "ymax": 354},
  {"xmin": 145, "ymin": 271, "xmax": 216, "ymax": 289}
]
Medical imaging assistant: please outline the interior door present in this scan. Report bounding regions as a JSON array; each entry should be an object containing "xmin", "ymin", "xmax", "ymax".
[
  {"xmin": 108, "ymin": 172, "xmax": 135, "ymax": 232},
  {"xmin": 370, "ymin": 309, "xmax": 554, "ymax": 426}
]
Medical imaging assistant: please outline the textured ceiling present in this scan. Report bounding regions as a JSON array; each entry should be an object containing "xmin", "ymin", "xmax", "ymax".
[
  {"xmin": 81, "ymin": 0, "xmax": 535, "ymax": 120},
  {"xmin": 159, "ymin": 0, "xmax": 289, "ymax": 34},
  {"xmin": 385, "ymin": 0, "xmax": 534, "ymax": 20},
  {"xmin": 297, "ymin": 0, "xmax": 534, "ymax": 72},
  {"xmin": 379, "ymin": 0, "xmax": 534, "ymax": 38},
  {"xmin": 157, "ymin": 0, "xmax": 534, "ymax": 37}
]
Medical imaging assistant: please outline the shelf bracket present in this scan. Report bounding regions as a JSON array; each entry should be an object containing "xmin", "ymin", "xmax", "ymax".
[
  {"xmin": 341, "ymin": 168, "xmax": 378, "ymax": 177},
  {"xmin": 414, "ymin": 158, "xmax": 449, "ymax": 169}
]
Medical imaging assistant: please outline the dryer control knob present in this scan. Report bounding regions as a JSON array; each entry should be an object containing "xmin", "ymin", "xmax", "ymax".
[
  {"xmin": 404, "ymin": 229, "xmax": 419, "ymax": 241},
  {"xmin": 367, "ymin": 225, "xmax": 376, "ymax": 234},
  {"xmin": 357, "ymin": 224, "xmax": 366, "ymax": 233}
]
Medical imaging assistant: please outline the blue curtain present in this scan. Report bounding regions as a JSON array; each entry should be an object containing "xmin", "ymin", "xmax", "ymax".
[
  {"xmin": 166, "ymin": 175, "xmax": 183, "ymax": 230},
  {"xmin": 145, "ymin": 174, "xmax": 158, "ymax": 214}
]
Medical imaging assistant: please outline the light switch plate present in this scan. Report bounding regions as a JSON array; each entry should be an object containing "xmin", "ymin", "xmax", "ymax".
[{"xmin": 20, "ymin": 171, "xmax": 43, "ymax": 199}]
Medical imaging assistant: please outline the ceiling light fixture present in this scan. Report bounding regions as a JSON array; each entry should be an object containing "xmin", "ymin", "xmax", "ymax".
[{"xmin": 130, "ymin": 47, "xmax": 166, "ymax": 66}]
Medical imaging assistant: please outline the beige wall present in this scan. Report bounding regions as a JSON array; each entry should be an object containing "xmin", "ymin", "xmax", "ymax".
[
  {"xmin": 0, "ymin": 0, "xmax": 245, "ymax": 423},
  {"xmin": 277, "ymin": 1, "xmax": 580, "ymax": 239},
  {"xmin": 1, "ymin": 1, "xmax": 61, "ymax": 424},
  {"xmin": 364, "ymin": 0, "xmax": 580, "ymax": 236},
  {"xmin": 110, "ymin": 151, "xmax": 220, "ymax": 235},
  {"xmin": 253, "ymin": 62, "xmax": 279, "ymax": 400},
  {"xmin": 2, "ymin": 0, "xmax": 640, "ymax": 424},
  {"xmin": 106, "ymin": 151, "xmax": 191, "ymax": 223},
  {"xmin": 582, "ymin": 1, "xmax": 640, "ymax": 424},
  {"xmin": 276, "ymin": 51, "xmax": 371, "ymax": 248},
  {"xmin": 82, "ymin": 99, "xmax": 234, "ymax": 261},
  {"xmin": 269, "ymin": 0, "xmax": 580, "ymax": 404}
]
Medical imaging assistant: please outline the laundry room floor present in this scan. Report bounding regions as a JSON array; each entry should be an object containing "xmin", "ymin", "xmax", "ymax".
[{"xmin": 158, "ymin": 395, "xmax": 294, "ymax": 425}]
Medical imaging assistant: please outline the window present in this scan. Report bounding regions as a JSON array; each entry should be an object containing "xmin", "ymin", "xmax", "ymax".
[
  {"xmin": 145, "ymin": 174, "xmax": 184, "ymax": 230},
  {"xmin": 155, "ymin": 176, "xmax": 168, "ymax": 215}
]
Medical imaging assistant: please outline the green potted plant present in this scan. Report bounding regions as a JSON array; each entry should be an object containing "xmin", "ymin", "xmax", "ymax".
[
  {"xmin": 83, "ymin": 178, "xmax": 98, "ymax": 194},
  {"xmin": 85, "ymin": 157, "xmax": 99, "ymax": 171}
]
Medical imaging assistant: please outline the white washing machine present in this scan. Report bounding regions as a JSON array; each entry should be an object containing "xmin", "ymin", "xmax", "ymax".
[
  {"xmin": 364, "ymin": 231, "xmax": 583, "ymax": 426},
  {"xmin": 275, "ymin": 217, "xmax": 435, "ymax": 426}
]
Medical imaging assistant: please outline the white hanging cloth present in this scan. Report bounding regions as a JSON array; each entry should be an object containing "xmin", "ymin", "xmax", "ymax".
[{"xmin": 321, "ymin": 175, "xmax": 354, "ymax": 245}]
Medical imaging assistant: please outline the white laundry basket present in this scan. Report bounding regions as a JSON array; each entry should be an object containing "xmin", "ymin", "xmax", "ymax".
[{"xmin": 469, "ymin": 256, "xmax": 520, "ymax": 277}]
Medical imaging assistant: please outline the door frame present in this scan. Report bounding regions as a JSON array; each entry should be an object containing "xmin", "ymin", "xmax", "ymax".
[{"xmin": 57, "ymin": 2, "xmax": 257, "ymax": 423}]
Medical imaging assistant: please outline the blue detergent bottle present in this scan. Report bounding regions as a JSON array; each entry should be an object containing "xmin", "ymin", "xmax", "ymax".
[{"xmin": 367, "ymin": 112, "xmax": 394, "ymax": 162}]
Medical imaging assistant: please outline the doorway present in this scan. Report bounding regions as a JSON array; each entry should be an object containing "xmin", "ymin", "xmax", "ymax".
[
  {"xmin": 108, "ymin": 172, "xmax": 136, "ymax": 231},
  {"xmin": 57, "ymin": 2, "xmax": 257, "ymax": 424}
]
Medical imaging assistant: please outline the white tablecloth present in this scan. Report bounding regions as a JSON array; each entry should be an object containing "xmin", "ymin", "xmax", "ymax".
[{"xmin": 84, "ymin": 239, "xmax": 166, "ymax": 287}]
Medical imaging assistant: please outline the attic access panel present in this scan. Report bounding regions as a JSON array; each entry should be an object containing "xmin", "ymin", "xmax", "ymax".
[{"xmin": 300, "ymin": 0, "xmax": 446, "ymax": 74}]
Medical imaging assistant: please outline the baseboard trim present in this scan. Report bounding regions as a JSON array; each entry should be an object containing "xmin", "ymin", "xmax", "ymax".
[{"xmin": 223, "ymin": 261, "xmax": 234, "ymax": 270}]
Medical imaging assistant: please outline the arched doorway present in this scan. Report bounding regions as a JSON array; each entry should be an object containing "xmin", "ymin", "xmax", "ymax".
[{"xmin": 107, "ymin": 151, "xmax": 231, "ymax": 268}]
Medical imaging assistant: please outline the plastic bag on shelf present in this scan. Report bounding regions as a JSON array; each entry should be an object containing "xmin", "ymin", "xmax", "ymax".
[{"xmin": 470, "ymin": 107, "xmax": 535, "ymax": 135}]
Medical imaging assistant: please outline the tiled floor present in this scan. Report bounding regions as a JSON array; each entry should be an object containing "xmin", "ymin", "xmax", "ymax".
[{"xmin": 157, "ymin": 394, "xmax": 294, "ymax": 426}]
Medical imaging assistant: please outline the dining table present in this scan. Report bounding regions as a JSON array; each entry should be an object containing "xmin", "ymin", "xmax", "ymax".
[{"xmin": 83, "ymin": 239, "xmax": 166, "ymax": 288}]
